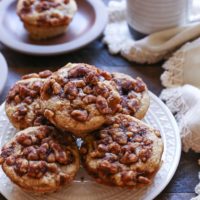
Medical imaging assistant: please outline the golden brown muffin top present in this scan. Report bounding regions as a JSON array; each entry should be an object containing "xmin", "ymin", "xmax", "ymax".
[
  {"xmin": 6, "ymin": 70, "xmax": 52, "ymax": 129},
  {"xmin": 17, "ymin": 0, "xmax": 77, "ymax": 26},
  {"xmin": 0, "ymin": 126, "xmax": 79, "ymax": 185},
  {"xmin": 112, "ymin": 72, "xmax": 148, "ymax": 117},
  {"xmin": 81, "ymin": 114, "xmax": 163, "ymax": 187},
  {"xmin": 41, "ymin": 63, "xmax": 121, "ymax": 122}
]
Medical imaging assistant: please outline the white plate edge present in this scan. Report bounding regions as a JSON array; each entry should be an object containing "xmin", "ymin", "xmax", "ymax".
[
  {"xmin": 148, "ymin": 91, "xmax": 181, "ymax": 200},
  {"xmin": 0, "ymin": 53, "xmax": 8, "ymax": 94}
]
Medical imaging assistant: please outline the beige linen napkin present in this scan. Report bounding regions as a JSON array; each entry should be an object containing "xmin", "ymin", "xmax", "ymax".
[
  {"xmin": 160, "ymin": 85, "xmax": 200, "ymax": 153},
  {"xmin": 160, "ymin": 38, "xmax": 200, "ymax": 199},
  {"xmin": 103, "ymin": 0, "xmax": 200, "ymax": 64},
  {"xmin": 161, "ymin": 38, "xmax": 200, "ymax": 88}
]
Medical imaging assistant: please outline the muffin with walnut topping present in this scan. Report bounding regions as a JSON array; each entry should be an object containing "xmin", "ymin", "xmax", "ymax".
[
  {"xmin": 111, "ymin": 72, "xmax": 150, "ymax": 119},
  {"xmin": 17, "ymin": 0, "xmax": 77, "ymax": 40},
  {"xmin": 0, "ymin": 126, "xmax": 80, "ymax": 193},
  {"xmin": 5, "ymin": 70, "xmax": 53, "ymax": 130},
  {"xmin": 80, "ymin": 114, "xmax": 163, "ymax": 188},
  {"xmin": 40, "ymin": 63, "xmax": 122, "ymax": 138}
]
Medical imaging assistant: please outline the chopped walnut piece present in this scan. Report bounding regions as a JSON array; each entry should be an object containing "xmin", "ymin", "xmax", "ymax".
[
  {"xmin": 94, "ymin": 84, "xmax": 109, "ymax": 98},
  {"xmin": 120, "ymin": 152, "xmax": 138, "ymax": 164},
  {"xmin": 97, "ymin": 144, "xmax": 108, "ymax": 153},
  {"xmin": 0, "ymin": 157, "xmax": 4, "ymax": 164},
  {"xmin": 105, "ymin": 153, "xmax": 118, "ymax": 162},
  {"xmin": 48, "ymin": 163, "xmax": 58, "ymax": 173},
  {"xmin": 22, "ymin": 73, "xmax": 39, "ymax": 80},
  {"xmin": 68, "ymin": 65, "xmax": 90, "ymax": 78},
  {"xmin": 127, "ymin": 91, "xmax": 137, "ymax": 99},
  {"xmin": 84, "ymin": 72, "xmax": 99, "ymax": 85},
  {"xmin": 39, "ymin": 70, "xmax": 52, "ymax": 78},
  {"xmin": 64, "ymin": 82, "xmax": 78, "ymax": 97},
  {"xmin": 35, "ymin": 129, "xmax": 48, "ymax": 139},
  {"xmin": 0, "ymin": 147, "xmax": 14, "ymax": 159},
  {"xmin": 55, "ymin": 150, "xmax": 65, "ymax": 164},
  {"xmin": 32, "ymin": 81, "xmax": 43, "ymax": 92},
  {"xmin": 96, "ymin": 96, "xmax": 111, "ymax": 114},
  {"xmin": 15, "ymin": 158, "xmax": 29, "ymax": 176},
  {"xmin": 17, "ymin": 105, "xmax": 28, "ymax": 115},
  {"xmin": 18, "ymin": 85, "xmax": 30, "ymax": 98},
  {"xmin": 108, "ymin": 142, "xmax": 121, "ymax": 154},
  {"xmin": 82, "ymin": 95, "xmax": 96, "ymax": 104},
  {"xmin": 134, "ymin": 78, "xmax": 146, "ymax": 93},
  {"xmin": 127, "ymin": 99, "xmax": 139, "ymax": 113},
  {"xmin": 27, "ymin": 161, "xmax": 47, "ymax": 178},
  {"xmin": 100, "ymin": 71, "xmax": 112, "ymax": 80},
  {"xmin": 38, "ymin": 143, "xmax": 49, "ymax": 160},
  {"xmin": 138, "ymin": 148, "xmax": 151, "ymax": 162},
  {"xmin": 83, "ymin": 86, "xmax": 93, "ymax": 94},
  {"xmin": 14, "ymin": 95, "xmax": 21, "ymax": 104},
  {"xmin": 74, "ymin": 80, "xmax": 86, "ymax": 88},
  {"xmin": 121, "ymin": 171, "xmax": 137, "ymax": 183},
  {"xmin": 52, "ymin": 82, "xmax": 61, "ymax": 94},
  {"xmin": 6, "ymin": 156, "xmax": 16, "ymax": 166},
  {"xmin": 71, "ymin": 110, "xmax": 88, "ymax": 122},
  {"xmin": 98, "ymin": 160, "xmax": 118, "ymax": 174},
  {"xmin": 138, "ymin": 176, "xmax": 151, "ymax": 184},
  {"xmin": 90, "ymin": 150, "xmax": 104, "ymax": 158},
  {"xmin": 16, "ymin": 134, "xmax": 32, "ymax": 146},
  {"xmin": 112, "ymin": 132, "xmax": 127, "ymax": 145},
  {"xmin": 23, "ymin": 96, "xmax": 33, "ymax": 104},
  {"xmin": 44, "ymin": 109, "xmax": 55, "ymax": 119},
  {"xmin": 47, "ymin": 153, "xmax": 56, "ymax": 163},
  {"xmin": 27, "ymin": 150, "xmax": 39, "ymax": 161},
  {"xmin": 107, "ymin": 95, "xmax": 121, "ymax": 111}
]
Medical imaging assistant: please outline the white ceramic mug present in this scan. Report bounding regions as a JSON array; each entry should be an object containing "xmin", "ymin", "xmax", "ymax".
[{"xmin": 126, "ymin": 0, "xmax": 198, "ymax": 35}]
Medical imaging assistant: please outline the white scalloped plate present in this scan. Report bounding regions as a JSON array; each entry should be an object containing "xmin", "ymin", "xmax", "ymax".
[
  {"xmin": 0, "ymin": 92, "xmax": 181, "ymax": 200},
  {"xmin": 0, "ymin": 53, "xmax": 8, "ymax": 94}
]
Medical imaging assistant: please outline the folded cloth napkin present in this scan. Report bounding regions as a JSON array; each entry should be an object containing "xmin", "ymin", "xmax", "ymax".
[
  {"xmin": 103, "ymin": 0, "xmax": 200, "ymax": 64},
  {"xmin": 160, "ymin": 38, "xmax": 200, "ymax": 199},
  {"xmin": 161, "ymin": 38, "xmax": 200, "ymax": 88},
  {"xmin": 160, "ymin": 85, "xmax": 200, "ymax": 153}
]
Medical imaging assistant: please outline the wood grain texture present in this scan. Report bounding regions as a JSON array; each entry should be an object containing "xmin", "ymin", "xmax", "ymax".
[{"xmin": 0, "ymin": 0, "xmax": 199, "ymax": 199}]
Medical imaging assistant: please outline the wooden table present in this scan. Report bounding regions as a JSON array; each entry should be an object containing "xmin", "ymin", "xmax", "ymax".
[{"xmin": 0, "ymin": 1, "xmax": 199, "ymax": 199}]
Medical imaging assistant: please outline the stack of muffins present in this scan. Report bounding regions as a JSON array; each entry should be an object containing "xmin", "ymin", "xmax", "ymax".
[{"xmin": 0, "ymin": 63, "xmax": 163, "ymax": 193}]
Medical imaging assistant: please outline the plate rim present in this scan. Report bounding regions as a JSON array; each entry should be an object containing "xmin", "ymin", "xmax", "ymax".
[
  {"xmin": 147, "ymin": 92, "xmax": 181, "ymax": 200},
  {"xmin": 0, "ymin": 91, "xmax": 181, "ymax": 200},
  {"xmin": 0, "ymin": 0, "xmax": 108, "ymax": 55},
  {"xmin": 0, "ymin": 53, "xmax": 8, "ymax": 94}
]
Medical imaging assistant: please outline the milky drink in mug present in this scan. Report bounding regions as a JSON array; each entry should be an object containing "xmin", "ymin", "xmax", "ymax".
[{"xmin": 126, "ymin": 0, "xmax": 191, "ymax": 36}]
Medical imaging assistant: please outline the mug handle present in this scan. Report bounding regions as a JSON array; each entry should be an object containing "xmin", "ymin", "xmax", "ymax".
[{"xmin": 187, "ymin": 0, "xmax": 200, "ymax": 23}]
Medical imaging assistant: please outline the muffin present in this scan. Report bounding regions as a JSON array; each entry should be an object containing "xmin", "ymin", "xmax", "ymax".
[
  {"xmin": 0, "ymin": 126, "xmax": 80, "ymax": 193},
  {"xmin": 80, "ymin": 114, "xmax": 163, "ymax": 188},
  {"xmin": 5, "ymin": 70, "xmax": 52, "ymax": 130},
  {"xmin": 17, "ymin": 0, "xmax": 77, "ymax": 40},
  {"xmin": 40, "ymin": 63, "xmax": 121, "ymax": 138},
  {"xmin": 112, "ymin": 72, "xmax": 150, "ymax": 119}
]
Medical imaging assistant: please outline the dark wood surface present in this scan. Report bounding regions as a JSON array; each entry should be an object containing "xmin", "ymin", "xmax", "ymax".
[{"xmin": 0, "ymin": 1, "xmax": 199, "ymax": 199}]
